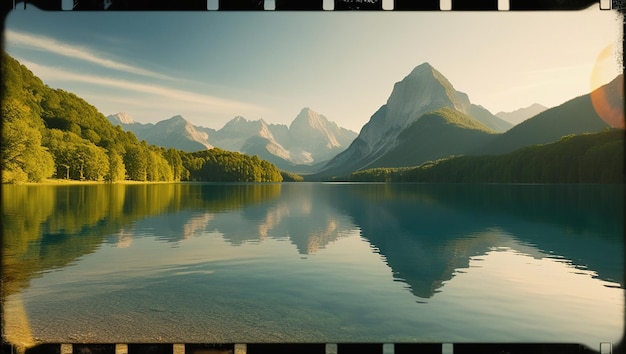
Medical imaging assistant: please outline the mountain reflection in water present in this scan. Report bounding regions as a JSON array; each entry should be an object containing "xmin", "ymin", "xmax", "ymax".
[{"xmin": 1, "ymin": 183, "xmax": 623, "ymax": 346}]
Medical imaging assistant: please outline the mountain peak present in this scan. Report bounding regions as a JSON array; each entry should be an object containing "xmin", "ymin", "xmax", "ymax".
[
  {"xmin": 291, "ymin": 107, "xmax": 333, "ymax": 133},
  {"xmin": 156, "ymin": 115, "xmax": 189, "ymax": 127},
  {"xmin": 529, "ymin": 103, "xmax": 548, "ymax": 110},
  {"xmin": 168, "ymin": 115, "xmax": 187, "ymax": 122},
  {"xmin": 495, "ymin": 103, "xmax": 549, "ymax": 125},
  {"xmin": 379, "ymin": 61, "xmax": 470, "ymax": 133},
  {"xmin": 408, "ymin": 62, "xmax": 435, "ymax": 77},
  {"xmin": 233, "ymin": 116, "xmax": 247, "ymax": 122},
  {"xmin": 318, "ymin": 62, "xmax": 508, "ymax": 178},
  {"xmin": 108, "ymin": 112, "xmax": 135, "ymax": 124},
  {"xmin": 288, "ymin": 107, "xmax": 357, "ymax": 155},
  {"xmin": 299, "ymin": 107, "xmax": 316, "ymax": 115},
  {"xmin": 221, "ymin": 116, "xmax": 250, "ymax": 130},
  {"xmin": 295, "ymin": 106, "xmax": 321, "ymax": 120},
  {"xmin": 406, "ymin": 63, "xmax": 459, "ymax": 95}
]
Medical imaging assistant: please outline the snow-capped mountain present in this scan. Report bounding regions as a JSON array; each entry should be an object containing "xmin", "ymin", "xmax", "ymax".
[
  {"xmin": 317, "ymin": 62, "xmax": 511, "ymax": 178},
  {"xmin": 107, "ymin": 108, "xmax": 357, "ymax": 171},
  {"xmin": 107, "ymin": 113, "xmax": 213, "ymax": 152}
]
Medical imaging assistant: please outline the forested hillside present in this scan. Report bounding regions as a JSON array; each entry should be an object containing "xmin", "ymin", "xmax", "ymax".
[
  {"xmin": 367, "ymin": 107, "xmax": 498, "ymax": 168},
  {"xmin": 1, "ymin": 53, "xmax": 282, "ymax": 183},
  {"xmin": 350, "ymin": 129, "xmax": 624, "ymax": 184},
  {"xmin": 475, "ymin": 78, "xmax": 618, "ymax": 155}
]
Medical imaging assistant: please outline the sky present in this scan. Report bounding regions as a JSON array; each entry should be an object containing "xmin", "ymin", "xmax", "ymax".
[{"xmin": 4, "ymin": 6, "xmax": 623, "ymax": 132}]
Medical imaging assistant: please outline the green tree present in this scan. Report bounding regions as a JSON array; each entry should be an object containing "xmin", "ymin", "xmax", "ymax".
[
  {"xmin": 164, "ymin": 148, "xmax": 186, "ymax": 181},
  {"xmin": 124, "ymin": 145, "xmax": 148, "ymax": 181},
  {"xmin": 106, "ymin": 150, "xmax": 126, "ymax": 182},
  {"xmin": 1, "ymin": 99, "xmax": 54, "ymax": 183},
  {"xmin": 145, "ymin": 148, "xmax": 173, "ymax": 181},
  {"xmin": 45, "ymin": 129, "xmax": 110, "ymax": 181},
  {"xmin": 82, "ymin": 128, "xmax": 101, "ymax": 144},
  {"xmin": 75, "ymin": 143, "xmax": 109, "ymax": 181}
]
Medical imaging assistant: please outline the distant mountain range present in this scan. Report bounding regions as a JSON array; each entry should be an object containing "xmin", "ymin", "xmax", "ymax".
[
  {"xmin": 7, "ymin": 47, "xmax": 620, "ymax": 185},
  {"xmin": 314, "ymin": 63, "xmax": 619, "ymax": 179},
  {"xmin": 108, "ymin": 62, "xmax": 620, "ymax": 179},
  {"xmin": 496, "ymin": 103, "xmax": 548, "ymax": 125},
  {"xmin": 107, "ymin": 114, "xmax": 214, "ymax": 152},
  {"xmin": 108, "ymin": 108, "xmax": 357, "ymax": 171}
]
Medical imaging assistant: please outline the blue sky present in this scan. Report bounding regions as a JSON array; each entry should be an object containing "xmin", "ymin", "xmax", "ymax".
[{"xmin": 4, "ymin": 6, "xmax": 622, "ymax": 132}]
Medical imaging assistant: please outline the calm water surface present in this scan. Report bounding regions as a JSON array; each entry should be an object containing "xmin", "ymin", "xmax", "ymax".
[{"xmin": 1, "ymin": 183, "xmax": 623, "ymax": 348}]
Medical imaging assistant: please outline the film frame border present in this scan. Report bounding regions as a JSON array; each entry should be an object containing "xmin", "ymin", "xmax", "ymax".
[
  {"xmin": 4, "ymin": 0, "xmax": 618, "ymax": 11},
  {"xmin": 0, "ymin": 1, "xmax": 623, "ymax": 354}
]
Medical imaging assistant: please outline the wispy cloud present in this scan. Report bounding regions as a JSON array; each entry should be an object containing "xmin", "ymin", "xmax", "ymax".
[
  {"xmin": 5, "ymin": 30, "xmax": 174, "ymax": 81},
  {"xmin": 19, "ymin": 59, "xmax": 266, "ymax": 116}
]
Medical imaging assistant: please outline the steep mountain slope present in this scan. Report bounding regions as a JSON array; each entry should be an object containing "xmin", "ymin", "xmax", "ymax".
[
  {"xmin": 475, "ymin": 77, "xmax": 619, "ymax": 155},
  {"xmin": 107, "ymin": 113, "xmax": 213, "ymax": 152},
  {"xmin": 211, "ymin": 116, "xmax": 275, "ymax": 153},
  {"xmin": 287, "ymin": 107, "xmax": 358, "ymax": 163},
  {"xmin": 107, "ymin": 112, "xmax": 154, "ymax": 137},
  {"xmin": 215, "ymin": 109, "xmax": 357, "ymax": 170},
  {"xmin": 317, "ymin": 62, "xmax": 508, "ymax": 178},
  {"xmin": 151, "ymin": 115, "xmax": 213, "ymax": 151},
  {"xmin": 108, "ymin": 112, "xmax": 135, "ymax": 125},
  {"xmin": 496, "ymin": 103, "xmax": 548, "ymax": 125},
  {"xmin": 370, "ymin": 108, "xmax": 498, "ymax": 168},
  {"xmin": 469, "ymin": 104, "xmax": 513, "ymax": 132},
  {"xmin": 109, "ymin": 108, "xmax": 357, "ymax": 171},
  {"xmin": 237, "ymin": 120, "xmax": 294, "ymax": 169},
  {"xmin": 211, "ymin": 115, "xmax": 304, "ymax": 169}
]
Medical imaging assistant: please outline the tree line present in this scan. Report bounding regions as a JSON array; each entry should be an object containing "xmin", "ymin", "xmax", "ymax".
[
  {"xmin": 1, "ymin": 53, "xmax": 283, "ymax": 184},
  {"xmin": 349, "ymin": 129, "xmax": 624, "ymax": 184}
]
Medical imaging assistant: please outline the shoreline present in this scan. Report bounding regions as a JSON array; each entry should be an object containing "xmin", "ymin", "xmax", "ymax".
[
  {"xmin": 8, "ymin": 179, "xmax": 294, "ymax": 186},
  {"xmin": 3, "ymin": 179, "xmax": 620, "ymax": 186},
  {"xmin": 19, "ymin": 179, "xmax": 184, "ymax": 186}
]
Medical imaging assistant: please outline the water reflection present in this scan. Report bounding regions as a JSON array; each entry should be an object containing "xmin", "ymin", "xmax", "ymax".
[
  {"xmin": 1, "ymin": 183, "xmax": 623, "ymax": 346},
  {"xmin": 328, "ymin": 183, "xmax": 624, "ymax": 297},
  {"xmin": 2, "ymin": 183, "xmax": 282, "ymax": 297},
  {"xmin": 2, "ymin": 183, "xmax": 623, "ymax": 300}
]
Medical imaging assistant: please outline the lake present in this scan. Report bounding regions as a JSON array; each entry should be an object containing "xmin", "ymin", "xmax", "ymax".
[{"xmin": 1, "ymin": 183, "xmax": 623, "ymax": 349}]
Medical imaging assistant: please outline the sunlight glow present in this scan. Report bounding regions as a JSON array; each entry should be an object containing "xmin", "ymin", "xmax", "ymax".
[{"xmin": 591, "ymin": 44, "xmax": 624, "ymax": 128}]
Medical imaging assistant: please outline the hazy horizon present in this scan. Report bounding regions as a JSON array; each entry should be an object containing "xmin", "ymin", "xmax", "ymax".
[{"xmin": 4, "ymin": 6, "xmax": 622, "ymax": 132}]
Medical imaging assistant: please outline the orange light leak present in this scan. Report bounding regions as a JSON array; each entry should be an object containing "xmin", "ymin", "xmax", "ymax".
[{"xmin": 590, "ymin": 44, "xmax": 624, "ymax": 128}]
